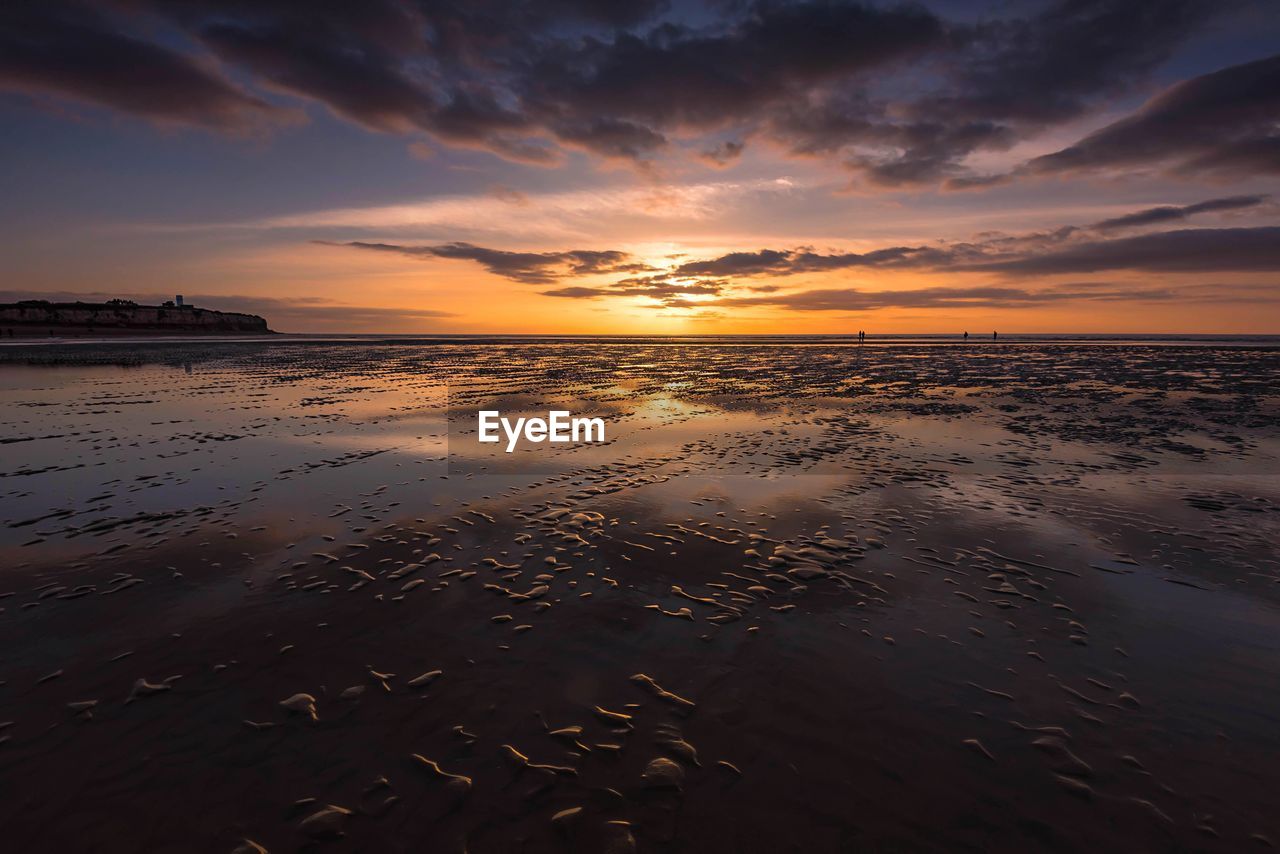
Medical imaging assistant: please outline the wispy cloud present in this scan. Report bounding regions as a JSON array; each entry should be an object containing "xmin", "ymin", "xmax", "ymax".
[
  {"xmin": 133, "ymin": 177, "xmax": 807, "ymax": 244},
  {"xmin": 307, "ymin": 193, "xmax": 1280, "ymax": 316},
  {"xmin": 1087, "ymin": 195, "xmax": 1268, "ymax": 231},
  {"xmin": 717, "ymin": 282, "xmax": 1274, "ymax": 312},
  {"xmin": 956, "ymin": 227, "xmax": 1280, "ymax": 275},
  {"xmin": 319, "ymin": 241, "xmax": 644, "ymax": 284},
  {"xmin": 651, "ymin": 202, "xmax": 1280, "ymax": 280}
]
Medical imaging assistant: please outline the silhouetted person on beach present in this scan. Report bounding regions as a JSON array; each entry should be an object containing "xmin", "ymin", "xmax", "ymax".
[
  {"xmin": 963, "ymin": 331, "xmax": 968, "ymax": 341},
  {"xmin": 993, "ymin": 331, "xmax": 998, "ymax": 340}
]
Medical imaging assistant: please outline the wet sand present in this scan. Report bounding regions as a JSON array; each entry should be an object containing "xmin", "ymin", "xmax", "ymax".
[{"xmin": 2, "ymin": 339, "xmax": 1279, "ymax": 852}]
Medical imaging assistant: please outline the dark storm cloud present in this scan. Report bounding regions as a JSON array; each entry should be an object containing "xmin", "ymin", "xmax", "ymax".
[
  {"xmin": 0, "ymin": 2, "xmax": 282, "ymax": 129},
  {"xmin": 180, "ymin": 0, "xmax": 946, "ymax": 163},
  {"xmin": 1027, "ymin": 53, "xmax": 1280, "ymax": 178},
  {"xmin": 920, "ymin": 0, "xmax": 1222, "ymax": 125},
  {"xmin": 197, "ymin": 21, "xmax": 437, "ymax": 134},
  {"xmin": 768, "ymin": 97, "xmax": 1020, "ymax": 187},
  {"xmin": 768, "ymin": 0, "xmax": 1230, "ymax": 186},
  {"xmin": 196, "ymin": 12, "xmax": 551, "ymax": 161},
  {"xmin": 551, "ymin": 117, "xmax": 669, "ymax": 160},
  {"xmin": 12, "ymin": 0, "xmax": 1267, "ymax": 183},
  {"xmin": 522, "ymin": 1, "xmax": 945, "ymax": 128},
  {"xmin": 1088, "ymin": 195, "xmax": 1268, "ymax": 232},
  {"xmin": 322, "ymin": 240, "xmax": 641, "ymax": 284},
  {"xmin": 846, "ymin": 121, "xmax": 1018, "ymax": 187}
]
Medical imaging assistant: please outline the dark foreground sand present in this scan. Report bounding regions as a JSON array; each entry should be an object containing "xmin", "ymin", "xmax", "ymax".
[{"xmin": 1, "ymin": 340, "xmax": 1278, "ymax": 853}]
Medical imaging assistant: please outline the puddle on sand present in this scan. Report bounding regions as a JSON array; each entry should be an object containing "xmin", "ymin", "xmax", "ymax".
[{"xmin": 0, "ymin": 340, "xmax": 1278, "ymax": 853}]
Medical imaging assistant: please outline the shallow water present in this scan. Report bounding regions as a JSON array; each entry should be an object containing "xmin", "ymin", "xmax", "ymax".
[{"xmin": 1, "ymin": 340, "xmax": 1278, "ymax": 852}]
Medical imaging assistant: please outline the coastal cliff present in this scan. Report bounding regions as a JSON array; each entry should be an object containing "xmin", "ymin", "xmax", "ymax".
[{"xmin": 0, "ymin": 301, "xmax": 272, "ymax": 337}]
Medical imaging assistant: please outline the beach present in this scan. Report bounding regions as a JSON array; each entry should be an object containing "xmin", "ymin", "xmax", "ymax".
[{"xmin": 2, "ymin": 338, "xmax": 1278, "ymax": 853}]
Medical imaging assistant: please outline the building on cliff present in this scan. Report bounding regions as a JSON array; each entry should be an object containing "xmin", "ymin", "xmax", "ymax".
[{"xmin": 0, "ymin": 300, "xmax": 272, "ymax": 337}]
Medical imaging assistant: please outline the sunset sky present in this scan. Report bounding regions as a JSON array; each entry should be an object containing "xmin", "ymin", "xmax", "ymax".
[{"xmin": 2, "ymin": 0, "xmax": 1278, "ymax": 333}]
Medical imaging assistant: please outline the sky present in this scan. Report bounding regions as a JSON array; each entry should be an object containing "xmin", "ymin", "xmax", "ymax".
[{"xmin": 1, "ymin": 0, "xmax": 1278, "ymax": 334}]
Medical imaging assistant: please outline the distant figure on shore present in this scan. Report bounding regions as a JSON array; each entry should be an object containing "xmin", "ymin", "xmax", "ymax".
[
  {"xmin": 993, "ymin": 331, "xmax": 998, "ymax": 340},
  {"xmin": 963, "ymin": 331, "xmax": 968, "ymax": 341}
]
